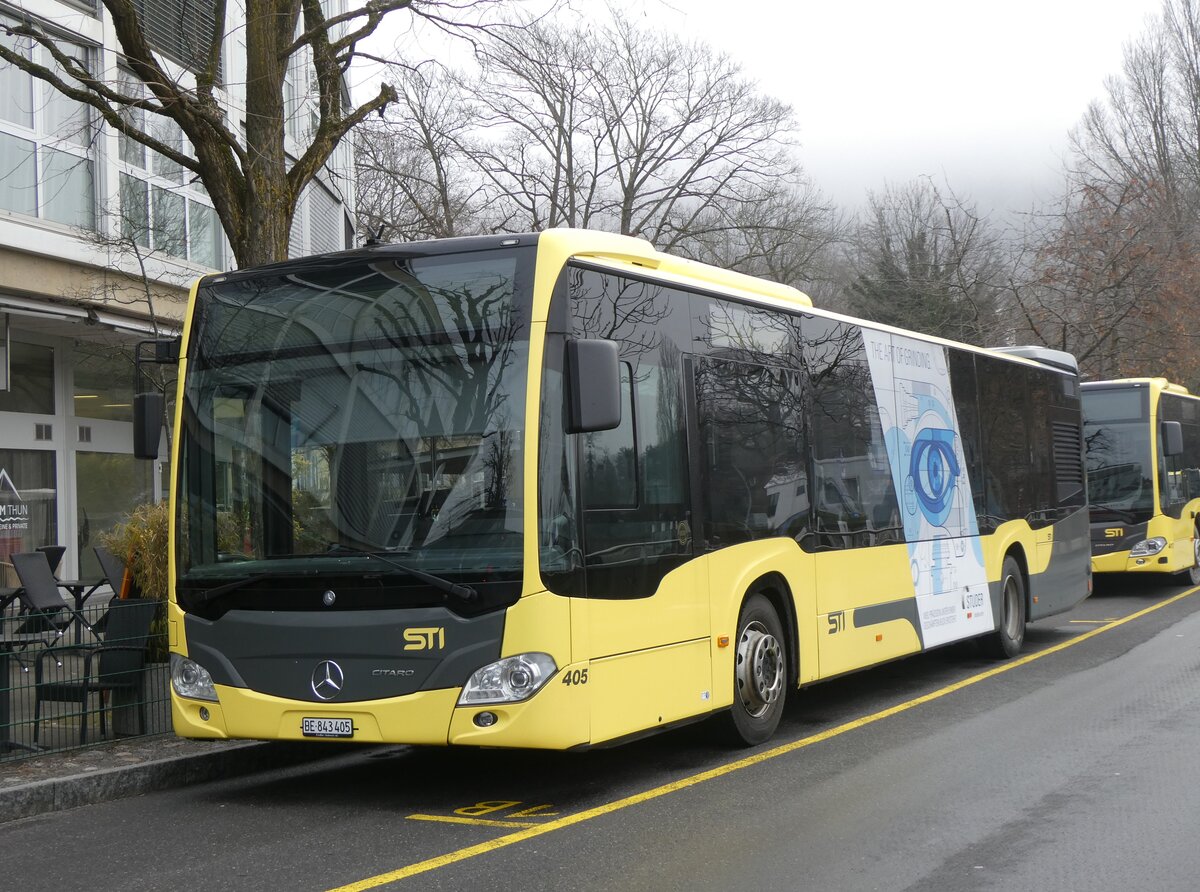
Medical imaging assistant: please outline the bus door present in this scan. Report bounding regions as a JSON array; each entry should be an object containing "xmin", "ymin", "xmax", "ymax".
[{"xmin": 573, "ymin": 354, "xmax": 708, "ymax": 744}]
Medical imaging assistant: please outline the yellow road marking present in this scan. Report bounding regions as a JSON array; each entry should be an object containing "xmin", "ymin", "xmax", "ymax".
[
  {"xmin": 1069, "ymin": 619, "xmax": 1120, "ymax": 624},
  {"xmin": 407, "ymin": 815, "xmax": 541, "ymax": 829},
  {"xmin": 326, "ymin": 586, "xmax": 1200, "ymax": 891}
]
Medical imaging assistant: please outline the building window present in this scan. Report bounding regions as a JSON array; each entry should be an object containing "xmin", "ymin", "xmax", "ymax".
[
  {"xmin": 0, "ymin": 341, "xmax": 55, "ymax": 415},
  {"xmin": 0, "ymin": 21, "xmax": 96, "ymax": 230},
  {"xmin": 289, "ymin": 180, "xmax": 347, "ymax": 257},
  {"xmin": 115, "ymin": 71, "xmax": 224, "ymax": 268},
  {"xmin": 0, "ymin": 449, "xmax": 58, "ymax": 568},
  {"xmin": 73, "ymin": 346, "xmax": 136, "ymax": 423},
  {"xmin": 130, "ymin": 0, "xmax": 221, "ymax": 78}
]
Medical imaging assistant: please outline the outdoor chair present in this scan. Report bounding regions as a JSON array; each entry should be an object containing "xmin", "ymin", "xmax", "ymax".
[
  {"xmin": 94, "ymin": 546, "xmax": 132, "ymax": 598},
  {"xmin": 36, "ymin": 545, "xmax": 66, "ymax": 577},
  {"xmin": 0, "ymin": 560, "xmax": 18, "ymax": 612},
  {"xmin": 10, "ymin": 552, "xmax": 97, "ymax": 644},
  {"xmin": 32, "ymin": 598, "xmax": 158, "ymax": 745}
]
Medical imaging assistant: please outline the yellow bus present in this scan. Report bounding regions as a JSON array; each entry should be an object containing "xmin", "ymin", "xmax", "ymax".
[
  {"xmin": 1082, "ymin": 378, "xmax": 1200, "ymax": 584},
  {"xmin": 155, "ymin": 229, "xmax": 1091, "ymax": 748}
]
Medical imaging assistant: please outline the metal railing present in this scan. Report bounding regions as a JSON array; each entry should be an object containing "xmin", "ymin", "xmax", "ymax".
[{"xmin": 1, "ymin": 597, "xmax": 171, "ymax": 762}]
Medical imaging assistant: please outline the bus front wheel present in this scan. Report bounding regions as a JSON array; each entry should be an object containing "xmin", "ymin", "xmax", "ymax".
[
  {"xmin": 726, "ymin": 593, "xmax": 787, "ymax": 746},
  {"xmin": 1184, "ymin": 530, "xmax": 1200, "ymax": 587},
  {"xmin": 983, "ymin": 556, "xmax": 1026, "ymax": 659}
]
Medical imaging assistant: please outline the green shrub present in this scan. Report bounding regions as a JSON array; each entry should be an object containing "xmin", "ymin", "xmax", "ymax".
[{"xmin": 100, "ymin": 500, "xmax": 170, "ymax": 661}]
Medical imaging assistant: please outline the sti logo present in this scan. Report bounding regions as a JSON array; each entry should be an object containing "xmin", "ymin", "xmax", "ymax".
[
  {"xmin": 1104, "ymin": 528, "xmax": 1124, "ymax": 539},
  {"xmin": 403, "ymin": 627, "xmax": 446, "ymax": 651}
]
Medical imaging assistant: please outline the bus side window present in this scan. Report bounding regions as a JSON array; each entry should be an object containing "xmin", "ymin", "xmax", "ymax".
[
  {"xmin": 949, "ymin": 349, "xmax": 988, "ymax": 528},
  {"xmin": 802, "ymin": 318, "xmax": 900, "ymax": 550},
  {"xmin": 570, "ymin": 267, "xmax": 692, "ymax": 599},
  {"xmin": 695, "ymin": 359, "xmax": 806, "ymax": 549}
]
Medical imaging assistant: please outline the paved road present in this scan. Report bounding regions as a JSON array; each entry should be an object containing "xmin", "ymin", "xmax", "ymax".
[{"xmin": 2, "ymin": 577, "xmax": 1198, "ymax": 891}]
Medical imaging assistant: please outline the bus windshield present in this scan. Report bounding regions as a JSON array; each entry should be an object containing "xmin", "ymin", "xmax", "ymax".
[
  {"xmin": 1083, "ymin": 387, "xmax": 1153, "ymax": 523},
  {"xmin": 175, "ymin": 248, "xmax": 532, "ymax": 605}
]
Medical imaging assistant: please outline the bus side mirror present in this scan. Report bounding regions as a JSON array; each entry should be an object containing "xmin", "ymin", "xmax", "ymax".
[
  {"xmin": 133, "ymin": 391, "xmax": 164, "ymax": 459},
  {"xmin": 566, "ymin": 338, "xmax": 621, "ymax": 433},
  {"xmin": 1162, "ymin": 420, "xmax": 1184, "ymax": 457},
  {"xmin": 132, "ymin": 336, "xmax": 180, "ymax": 460}
]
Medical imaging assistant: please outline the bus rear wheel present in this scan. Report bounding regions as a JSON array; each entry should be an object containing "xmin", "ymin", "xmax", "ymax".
[
  {"xmin": 983, "ymin": 556, "xmax": 1026, "ymax": 659},
  {"xmin": 726, "ymin": 593, "xmax": 787, "ymax": 746}
]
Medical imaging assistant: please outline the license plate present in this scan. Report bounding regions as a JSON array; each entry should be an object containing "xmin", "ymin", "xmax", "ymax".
[{"xmin": 301, "ymin": 717, "xmax": 354, "ymax": 738}]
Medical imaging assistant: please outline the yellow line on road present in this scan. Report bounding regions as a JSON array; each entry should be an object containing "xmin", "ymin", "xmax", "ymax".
[
  {"xmin": 326, "ymin": 585, "xmax": 1200, "ymax": 892},
  {"xmin": 407, "ymin": 814, "xmax": 541, "ymax": 829}
]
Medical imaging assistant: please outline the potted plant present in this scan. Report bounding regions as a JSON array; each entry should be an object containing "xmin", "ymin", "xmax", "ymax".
[{"xmin": 99, "ymin": 500, "xmax": 170, "ymax": 735}]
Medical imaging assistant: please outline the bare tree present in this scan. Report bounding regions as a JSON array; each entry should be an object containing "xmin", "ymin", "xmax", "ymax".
[
  {"xmin": 466, "ymin": 12, "xmax": 606, "ymax": 233},
  {"xmin": 0, "ymin": 0, "xmax": 509, "ymax": 268},
  {"xmin": 356, "ymin": 7, "xmax": 838, "ymax": 281},
  {"xmin": 355, "ymin": 65, "xmax": 487, "ymax": 242},
  {"xmin": 1019, "ymin": 0, "xmax": 1200, "ymax": 385},
  {"xmin": 1015, "ymin": 176, "xmax": 1200, "ymax": 383},
  {"xmin": 680, "ymin": 181, "xmax": 846, "ymax": 292},
  {"xmin": 844, "ymin": 178, "xmax": 1008, "ymax": 346}
]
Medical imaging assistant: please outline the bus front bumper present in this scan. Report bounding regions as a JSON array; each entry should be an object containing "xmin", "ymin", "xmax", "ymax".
[
  {"xmin": 171, "ymin": 668, "xmax": 592, "ymax": 750},
  {"xmin": 1091, "ymin": 548, "xmax": 1185, "ymax": 575}
]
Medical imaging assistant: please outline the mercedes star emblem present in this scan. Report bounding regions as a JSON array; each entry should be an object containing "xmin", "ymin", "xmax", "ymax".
[{"xmin": 311, "ymin": 660, "xmax": 344, "ymax": 700}]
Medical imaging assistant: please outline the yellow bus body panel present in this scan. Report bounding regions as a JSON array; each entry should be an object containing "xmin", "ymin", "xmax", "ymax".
[
  {"xmin": 811, "ymin": 543, "xmax": 917, "ymax": 677},
  {"xmin": 500, "ymin": 589, "xmax": 574, "ymax": 668},
  {"xmin": 586, "ymin": 640, "xmax": 712, "ymax": 744},
  {"xmin": 820, "ymin": 614, "xmax": 922, "ymax": 679},
  {"xmin": 571, "ymin": 560, "xmax": 711, "ymax": 743},
  {"xmin": 703, "ymin": 540, "xmax": 818, "ymax": 698}
]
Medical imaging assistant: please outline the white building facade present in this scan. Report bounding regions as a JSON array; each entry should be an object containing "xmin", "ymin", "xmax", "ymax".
[{"xmin": 0, "ymin": 0, "xmax": 354, "ymax": 581}]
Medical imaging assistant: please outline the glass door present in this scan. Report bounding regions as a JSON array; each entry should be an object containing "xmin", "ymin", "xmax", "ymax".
[
  {"xmin": 71, "ymin": 344, "xmax": 160, "ymax": 579},
  {"xmin": 0, "ymin": 338, "xmax": 59, "ymax": 584}
]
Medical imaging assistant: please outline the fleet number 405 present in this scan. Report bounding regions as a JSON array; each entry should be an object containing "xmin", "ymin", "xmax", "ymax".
[{"xmin": 561, "ymin": 668, "xmax": 589, "ymax": 686}]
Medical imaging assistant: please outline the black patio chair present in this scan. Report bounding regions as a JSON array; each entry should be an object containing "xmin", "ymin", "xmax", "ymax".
[
  {"xmin": 36, "ymin": 545, "xmax": 66, "ymax": 577},
  {"xmin": 94, "ymin": 546, "xmax": 132, "ymax": 598},
  {"xmin": 10, "ymin": 552, "xmax": 96, "ymax": 644},
  {"xmin": 32, "ymin": 598, "xmax": 158, "ymax": 745}
]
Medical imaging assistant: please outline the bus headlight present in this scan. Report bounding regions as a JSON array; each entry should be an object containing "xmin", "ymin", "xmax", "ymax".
[
  {"xmin": 170, "ymin": 654, "xmax": 218, "ymax": 702},
  {"xmin": 458, "ymin": 653, "xmax": 557, "ymax": 704},
  {"xmin": 1130, "ymin": 537, "xmax": 1167, "ymax": 557}
]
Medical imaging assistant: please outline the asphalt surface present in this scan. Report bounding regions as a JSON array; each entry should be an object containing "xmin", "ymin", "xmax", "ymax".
[{"xmin": 1, "ymin": 575, "xmax": 1198, "ymax": 892}]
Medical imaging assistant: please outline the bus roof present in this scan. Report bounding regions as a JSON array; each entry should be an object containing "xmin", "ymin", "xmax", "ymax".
[
  {"xmin": 1082, "ymin": 378, "xmax": 1193, "ymax": 397},
  {"xmin": 197, "ymin": 229, "xmax": 1076, "ymax": 377}
]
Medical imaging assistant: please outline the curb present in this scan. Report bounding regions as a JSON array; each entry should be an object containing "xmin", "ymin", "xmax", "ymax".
[{"xmin": 0, "ymin": 740, "xmax": 342, "ymax": 824}]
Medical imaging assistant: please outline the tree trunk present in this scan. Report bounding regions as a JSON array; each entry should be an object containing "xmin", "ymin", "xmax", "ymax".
[{"xmin": 239, "ymin": 0, "xmax": 299, "ymax": 267}]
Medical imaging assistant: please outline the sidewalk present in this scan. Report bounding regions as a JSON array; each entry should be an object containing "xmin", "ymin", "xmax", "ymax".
[{"xmin": 0, "ymin": 733, "xmax": 342, "ymax": 824}]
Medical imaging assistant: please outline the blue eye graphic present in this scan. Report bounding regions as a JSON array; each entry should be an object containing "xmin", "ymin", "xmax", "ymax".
[{"xmin": 909, "ymin": 427, "xmax": 960, "ymax": 525}]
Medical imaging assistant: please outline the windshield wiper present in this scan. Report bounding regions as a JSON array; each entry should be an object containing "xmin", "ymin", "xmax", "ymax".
[
  {"xmin": 322, "ymin": 543, "xmax": 478, "ymax": 603},
  {"xmin": 181, "ymin": 569, "xmax": 321, "ymax": 610}
]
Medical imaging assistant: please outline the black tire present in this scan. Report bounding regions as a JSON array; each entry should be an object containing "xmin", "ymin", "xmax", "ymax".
[
  {"xmin": 725, "ymin": 593, "xmax": 787, "ymax": 746},
  {"xmin": 983, "ymin": 555, "xmax": 1026, "ymax": 659}
]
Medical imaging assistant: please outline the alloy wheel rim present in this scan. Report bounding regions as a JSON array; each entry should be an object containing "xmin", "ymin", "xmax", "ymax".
[{"xmin": 736, "ymin": 620, "xmax": 783, "ymax": 717}]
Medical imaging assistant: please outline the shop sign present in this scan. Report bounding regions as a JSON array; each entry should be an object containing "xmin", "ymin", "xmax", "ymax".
[{"xmin": 0, "ymin": 468, "xmax": 30, "ymax": 533}]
